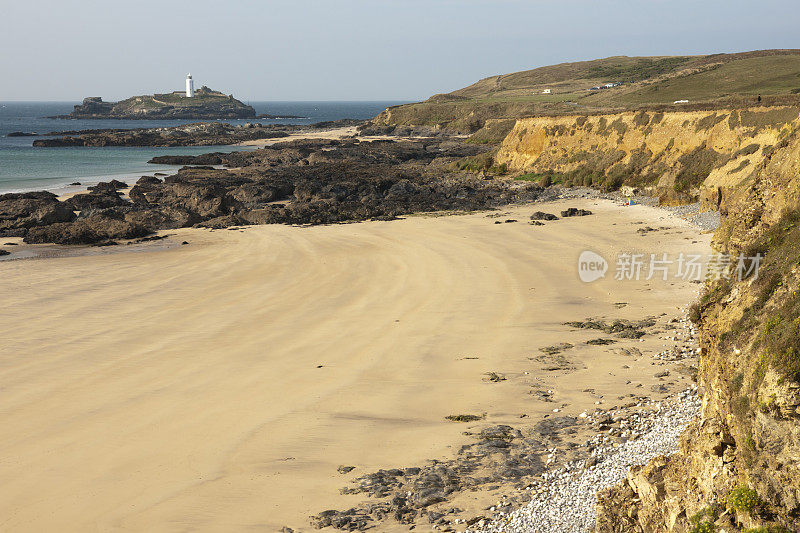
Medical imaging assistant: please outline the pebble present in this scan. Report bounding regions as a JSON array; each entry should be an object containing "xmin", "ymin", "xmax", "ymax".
[{"xmin": 466, "ymin": 389, "xmax": 701, "ymax": 533}]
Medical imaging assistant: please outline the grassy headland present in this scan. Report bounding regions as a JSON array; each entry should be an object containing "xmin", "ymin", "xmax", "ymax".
[{"xmin": 374, "ymin": 50, "xmax": 800, "ymax": 136}]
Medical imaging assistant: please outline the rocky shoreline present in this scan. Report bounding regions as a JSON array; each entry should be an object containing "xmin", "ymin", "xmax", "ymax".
[
  {"xmin": 3, "ymin": 133, "xmax": 544, "ymax": 245},
  {"xmin": 304, "ymin": 300, "xmax": 706, "ymax": 533},
  {"xmin": 27, "ymin": 119, "xmax": 406, "ymax": 147},
  {"xmin": 31, "ymin": 122, "xmax": 298, "ymax": 147},
  {"xmin": 473, "ymin": 389, "xmax": 701, "ymax": 533}
]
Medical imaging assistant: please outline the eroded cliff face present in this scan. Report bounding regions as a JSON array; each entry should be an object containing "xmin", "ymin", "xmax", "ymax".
[
  {"xmin": 592, "ymin": 127, "xmax": 800, "ymax": 532},
  {"xmin": 489, "ymin": 105, "xmax": 800, "ymax": 531},
  {"xmin": 495, "ymin": 107, "xmax": 800, "ymax": 208}
]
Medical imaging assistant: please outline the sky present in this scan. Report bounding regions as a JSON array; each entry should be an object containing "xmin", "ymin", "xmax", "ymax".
[{"xmin": 2, "ymin": 0, "xmax": 799, "ymax": 102}]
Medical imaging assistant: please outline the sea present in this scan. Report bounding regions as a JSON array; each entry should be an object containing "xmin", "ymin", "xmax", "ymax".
[{"xmin": 0, "ymin": 101, "xmax": 404, "ymax": 194}]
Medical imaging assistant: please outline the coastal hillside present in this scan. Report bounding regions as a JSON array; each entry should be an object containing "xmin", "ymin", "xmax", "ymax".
[
  {"xmin": 54, "ymin": 86, "xmax": 256, "ymax": 119},
  {"xmin": 375, "ymin": 50, "xmax": 800, "ymax": 134}
]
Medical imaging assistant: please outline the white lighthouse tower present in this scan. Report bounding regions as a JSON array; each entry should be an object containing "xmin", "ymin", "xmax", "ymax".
[{"xmin": 185, "ymin": 73, "xmax": 194, "ymax": 98}]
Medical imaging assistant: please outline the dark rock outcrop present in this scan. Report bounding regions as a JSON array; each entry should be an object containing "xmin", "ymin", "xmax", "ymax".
[
  {"xmin": 63, "ymin": 191, "xmax": 128, "ymax": 211},
  {"xmin": 24, "ymin": 209, "xmax": 149, "ymax": 245},
  {"xmin": 0, "ymin": 192, "xmax": 75, "ymax": 237},
  {"xmin": 33, "ymin": 122, "xmax": 292, "ymax": 148},
  {"xmin": 530, "ymin": 211, "xmax": 559, "ymax": 221},
  {"xmin": 9, "ymin": 137, "xmax": 541, "ymax": 245},
  {"xmin": 561, "ymin": 207, "xmax": 593, "ymax": 217},
  {"xmin": 147, "ymin": 153, "xmax": 225, "ymax": 166}
]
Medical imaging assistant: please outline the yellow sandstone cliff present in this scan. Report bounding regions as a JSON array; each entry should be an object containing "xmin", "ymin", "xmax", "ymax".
[
  {"xmin": 490, "ymin": 106, "xmax": 800, "ymax": 531},
  {"xmin": 494, "ymin": 107, "xmax": 800, "ymax": 209},
  {"xmin": 593, "ymin": 120, "xmax": 800, "ymax": 532}
]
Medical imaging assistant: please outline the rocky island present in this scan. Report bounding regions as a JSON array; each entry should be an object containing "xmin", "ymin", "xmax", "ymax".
[{"xmin": 50, "ymin": 86, "xmax": 256, "ymax": 120}]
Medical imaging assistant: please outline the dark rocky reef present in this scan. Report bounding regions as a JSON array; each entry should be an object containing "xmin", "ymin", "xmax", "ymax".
[
  {"xmin": 5, "ymin": 137, "xmax": 542, "ymax": 245},
  {"xmin": 33, "ymin": 122, "xmax": 293, "ymax": 148},
  {"xmin": 32, "ymin": 119, "xmax": 438, "ymax": 149},
  {"xmin": 256, "ymin": 113, "xmax": 304, "ymax": 119},
  {"xmin": 310, "ymin": 424, "xmax": 549, "ymax": 531},
  {"xmin": 147, "ymin": 153, "xmax": 227, "ymax": 166},
  {"xmin": 0, "ymin": 191, "xmax": 76, "ymax": 238}
]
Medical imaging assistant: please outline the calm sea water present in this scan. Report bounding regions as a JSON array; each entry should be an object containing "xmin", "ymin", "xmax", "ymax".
[{"xmin": 0, "ymin": 101, "xmax": 403, "ymax": 194}]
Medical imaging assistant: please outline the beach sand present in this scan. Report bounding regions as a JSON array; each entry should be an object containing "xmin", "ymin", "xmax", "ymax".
[
  {"xmin": 237, "ymin": 126, "xmax": 437, "ymax": 147},
  {"xmin": 0, "ymin": 199, "xmax": 709, "ymax": 531},
  {"xmin": 238, "ymin": 126, "xmax": 360, "ymax": 146}
]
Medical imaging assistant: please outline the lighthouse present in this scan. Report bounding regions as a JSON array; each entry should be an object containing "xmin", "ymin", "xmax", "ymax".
[{"xmin": 185, "ymin": 73, "xmax": 194, "ymax": 98}]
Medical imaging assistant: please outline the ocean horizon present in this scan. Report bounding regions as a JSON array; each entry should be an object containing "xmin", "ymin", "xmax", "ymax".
[{"xmin": 0, "ymin": 101, "xmax": 405, "ymax": 194}]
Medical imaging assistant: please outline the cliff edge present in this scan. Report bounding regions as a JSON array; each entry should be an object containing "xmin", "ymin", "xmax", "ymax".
[
  {"xmin": 590, "ymin": 123, "xmax": 800, "ymax": 532},
  {"xmin": 494, "ymin": 106, "xmax": 800, "ymax": 206},
  {"xmin": 483, "ymin": 105, "xmax": 800, "ymax": 531}
]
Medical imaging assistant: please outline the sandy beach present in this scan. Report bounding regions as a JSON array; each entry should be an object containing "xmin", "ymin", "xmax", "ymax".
[
  {"xmin": 238, "ymin": 126, "xmax": 360, "ymax": 146},
  {"xmin": 0, "ymin": 198, "xmax": 709, "ymax": 531},
  {"xmin": 237, "ymin": 126, "xmax": 438, "ymax": 147}
]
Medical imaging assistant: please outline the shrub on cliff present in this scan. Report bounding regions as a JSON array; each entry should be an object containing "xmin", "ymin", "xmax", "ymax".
[
  {"xmin": 737, "ymin": 210, "xmax": 800, "ymax": 382},
  {"xmin": 689, "ymin": 507, "xmax": 718, "ymax": 533},
  {"xmin": 727, "ymin": 485, "xmax": 762, "ymax": 512},
  {"xmin": 673, "ymin": 144, "xmax": 723, "ymax": 194}
]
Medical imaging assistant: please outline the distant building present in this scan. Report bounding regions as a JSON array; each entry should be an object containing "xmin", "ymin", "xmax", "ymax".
[
  {"xmin": 590, "ymin": 82, "xmax": 622, "ymax": 91},
  {"xmin": 542, "ymin": 89, "xmax": 552, "ymax": 94},
  {"xmin": 186, "ymin": 73, "xmax": 194, "ymax": 98}
]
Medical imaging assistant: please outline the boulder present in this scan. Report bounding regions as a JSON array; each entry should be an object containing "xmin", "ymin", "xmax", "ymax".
[
  {"xmin": 136, "ymin": 175, "xmax": 163, "ymax": 186},
  {"xmin": 87, "ymin": 180, "xmax": 127, "ymax": 192},
  {"xmin": 561, "ymin": 207, "xmax": 593, "ymax": 217},
  {"xmin": 64, "ymin": 191, "xmax": 128, "ymax": 211},
  {"xmin": 24, "ymin": 211, "xmax": 150, "ymax": 245},
  {"xmin": 0, "ymin": 191, "xmax": 76, "ymax": 237},
  {"xmin": 147, "ymin": 155, "xmax": 196, "ymax": 165},
  {"xmin": 530, "ymin": 211, "xmax": 559, "ymax": 221}
]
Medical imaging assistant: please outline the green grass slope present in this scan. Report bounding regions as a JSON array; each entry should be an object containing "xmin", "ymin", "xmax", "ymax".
[
  {"xmin": 378, "ymin": 50, "xmax": 800, "ymax": 134},
  {"xmin": 588, "ymin": 54, "xmax": 800, "ymax": 106}
]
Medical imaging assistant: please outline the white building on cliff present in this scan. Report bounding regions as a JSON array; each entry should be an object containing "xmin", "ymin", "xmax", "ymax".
[{"xmin": 186, "ymin": 73, "xmax": 194, "ymax": 97}]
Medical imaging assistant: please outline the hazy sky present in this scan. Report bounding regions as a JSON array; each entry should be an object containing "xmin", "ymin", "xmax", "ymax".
[{"xmin": 2, "ymin": 0, "xmax": 798, "ymax": 101}]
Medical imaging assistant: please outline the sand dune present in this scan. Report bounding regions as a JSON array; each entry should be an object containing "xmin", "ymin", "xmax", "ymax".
[{"xmin": 0, "ymin": 199, "xmax": 709, "ymax": 531}]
